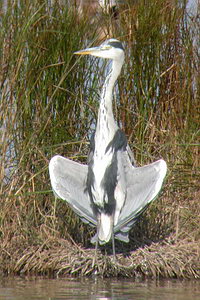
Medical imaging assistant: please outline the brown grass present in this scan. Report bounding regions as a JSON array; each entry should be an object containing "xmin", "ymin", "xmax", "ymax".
[
  {"xmin": 1, "ymin": 188, "xmax": 199, "ymax": 279},
  {"xmin": 1, "ymin": 234, "xmax": 199, "ymax": 279}
]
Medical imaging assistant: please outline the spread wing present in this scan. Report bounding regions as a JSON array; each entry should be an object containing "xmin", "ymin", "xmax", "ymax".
[
  {"xmin": 49, "ymin": 155, "xmax": 97, "ymax": 227},
  {"xmin": 49, "ymin": 155, "xmax": 167, "ymax": 244},
  {"xmin": 114, "ymin": 158, "xmax": 167, "ymax": 242}
]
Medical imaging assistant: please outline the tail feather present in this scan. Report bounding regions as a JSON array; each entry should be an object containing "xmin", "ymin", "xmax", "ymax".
[{"xmin": 98, "ymin": 213, "xmax": 113, "ymax": 245}]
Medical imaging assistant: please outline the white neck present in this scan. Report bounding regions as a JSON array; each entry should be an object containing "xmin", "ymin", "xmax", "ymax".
[{"xmin": 97, "ymin": 59, "xmax": 123, "ymax": 131}]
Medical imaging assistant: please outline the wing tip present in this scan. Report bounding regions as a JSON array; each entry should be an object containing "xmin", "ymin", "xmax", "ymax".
[
  {"xmin": 151, "ymin": 159, "xmax": 167, "ymax": 200},
  {"xmin": 49, "ymin": 154, "xmax": 62, "ymax": 168},
  {"xmin": 49, "ymin": 155, "xmax": 66, "ymax": 179},
  {"xmin": 49, "ymin": 155, "xmax": 58, "ymax": 182},
  {"xmin": 157, "ymin": 159, "xmax": 167, "ymax": 178},
  {"xmin": 49, "ymin": 155, "xmax": 68, "ymax": 200}
]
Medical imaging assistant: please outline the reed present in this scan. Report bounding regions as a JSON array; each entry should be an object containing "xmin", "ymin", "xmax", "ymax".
[{"xmin": 0, "ymin": 0, "xmax": 199, "ymax": 278}]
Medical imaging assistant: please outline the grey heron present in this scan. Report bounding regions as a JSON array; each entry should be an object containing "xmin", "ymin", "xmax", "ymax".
[{"xmin": 49, "ymin": 39, "xmax": 167, "ymax": 257}]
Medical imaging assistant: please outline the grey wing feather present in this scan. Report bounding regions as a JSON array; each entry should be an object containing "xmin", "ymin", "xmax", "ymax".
[
  {"xmin": 49, "ymin": 155, "xmax": 97, "ymax": 227},
  {"xmin": 126, "ymin": 144, "xmax": 137, "ymax": 167},
  {"xmin": 114, "ymin": 158, "xmax": 167, "ymax": 241}
]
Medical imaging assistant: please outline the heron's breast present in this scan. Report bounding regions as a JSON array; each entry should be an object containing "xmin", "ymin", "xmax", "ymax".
[{"xmin": 93, "ymin": 146, "xmax": 113, "ymax": 185}]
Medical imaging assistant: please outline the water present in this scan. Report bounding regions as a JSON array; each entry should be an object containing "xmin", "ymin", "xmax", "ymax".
[{"xmin": 0, "ymin": 277, "xmax": 199, "ymax": 300}]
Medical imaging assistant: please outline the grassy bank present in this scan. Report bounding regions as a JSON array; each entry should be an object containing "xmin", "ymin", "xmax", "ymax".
[{"xmin": 0, "ymin": 0, "xmax": 199, "ymax": 278}]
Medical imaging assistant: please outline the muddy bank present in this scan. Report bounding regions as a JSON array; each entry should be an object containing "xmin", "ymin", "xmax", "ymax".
[{"xmin": 1, "ymin": 235, "xmax": 199, "ymax": 279}]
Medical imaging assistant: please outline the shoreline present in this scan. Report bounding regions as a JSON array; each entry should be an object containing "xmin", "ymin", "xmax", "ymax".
[{"xmin": 1, "ymin": 236, "xmax": 199, "ymax": 279}]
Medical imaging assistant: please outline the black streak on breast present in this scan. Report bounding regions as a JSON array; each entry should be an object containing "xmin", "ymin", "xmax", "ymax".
[
  {"xmin": 86, "ymin": 129, "xmax": 127, "ymax": 216},
  {"xmin": 105, "ymin": 129, "xmax": 127, "ymax": 153}
]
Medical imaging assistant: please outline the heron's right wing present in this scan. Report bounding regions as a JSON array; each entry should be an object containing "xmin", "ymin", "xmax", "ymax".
[
  {"xmin": 114, "ymin": 159, "xmax": 167, "ymax": 240},
  {"xmin": 49, "ymin": 155, "xmax": 97, "ymax": 227}
]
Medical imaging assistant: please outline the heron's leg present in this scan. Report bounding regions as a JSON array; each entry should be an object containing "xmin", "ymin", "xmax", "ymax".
[
  {"xmin": 95, "ymin": 239, "xmax": 98, "ymax": 261},
  {"xmin": 92, "ymin": 241, "xmax": 98, "ymax": 268},
  {"xmin": 112, "ymin": 230, "xmax": 116, "ymax": 261},
  {"xmin": 92, "ymin": 215, "xmax": 100, "ymax": 267}
]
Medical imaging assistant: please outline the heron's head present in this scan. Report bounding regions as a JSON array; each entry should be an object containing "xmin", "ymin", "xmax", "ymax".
[{"xmin": 74, "ymin": 39, "xmax": 124, "ymax": 61}]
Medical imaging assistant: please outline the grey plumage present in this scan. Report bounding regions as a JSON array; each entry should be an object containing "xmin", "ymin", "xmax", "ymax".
[
  {"xmin": 49, "ymin": 39, "xmax": 167, "ymax": 252},
  {"xmin": 49, "ymin": 155, "xmax": 166, "ymax": 243}
]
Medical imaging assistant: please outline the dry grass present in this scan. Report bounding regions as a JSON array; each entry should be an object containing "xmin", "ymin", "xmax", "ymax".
[
  {"xmin": 1, "ymin": 234, "xmax": 199, "ymax": 279},
  {"xmin": 1, "ymin": 189, "xmax": 199, "ymax": 279}
]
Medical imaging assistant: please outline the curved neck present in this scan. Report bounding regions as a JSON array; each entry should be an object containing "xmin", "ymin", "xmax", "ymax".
[{"xmin": 98, "ymin": 59, "xmax": 123, "ymax": 120}]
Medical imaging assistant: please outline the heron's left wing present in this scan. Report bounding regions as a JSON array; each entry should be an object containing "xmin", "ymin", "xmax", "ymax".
[
  {"xmin": 49, "ymin": 155, "xmax": 97, "ymax": 227},
  {"xmin": 114, "ymin": 158, "xmax": 167, "ymax": 241}
]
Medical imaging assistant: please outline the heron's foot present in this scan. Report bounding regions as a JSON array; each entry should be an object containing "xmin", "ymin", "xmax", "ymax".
[{"xmin": 110, "ymin": 253, "xmax": 117, "ymax": 264}]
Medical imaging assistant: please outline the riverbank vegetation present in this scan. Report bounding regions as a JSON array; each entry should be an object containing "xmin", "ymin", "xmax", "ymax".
[{"xmin": 0, "ymin": 0, "xmax": 199, "ymax": 278}]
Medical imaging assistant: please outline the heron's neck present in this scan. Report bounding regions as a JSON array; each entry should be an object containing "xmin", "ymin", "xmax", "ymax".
[{"xmin": 98, "ymin": 59, "xmax": 123, "ymax": 126}]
